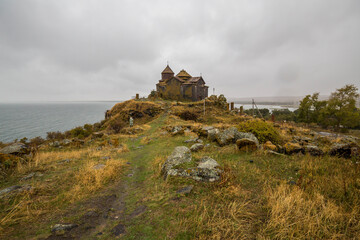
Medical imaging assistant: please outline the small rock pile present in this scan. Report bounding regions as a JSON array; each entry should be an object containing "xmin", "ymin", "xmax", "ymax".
[{"xmin": 161, "ymin": 146, "xmax": 221, "ymax": 182}]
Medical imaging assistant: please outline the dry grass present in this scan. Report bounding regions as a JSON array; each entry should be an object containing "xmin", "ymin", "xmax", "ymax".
[
  {"xmin": 151, "ymin": 155, "xmax": 166, "ymax": 177},
  {"xmin": 260, "ymin": 183, "xmax": 348, "ymax": 239},
  {"xmin": 68, "ymin": 158, "xmax": 126, "ymax": 202},
  {"xmin": 16, "ymin": 148, "xmax": 89, "ymax": 174},
  {"xmin": 1, "ymin": 147, "xmax": 127, "ymax": 236}
]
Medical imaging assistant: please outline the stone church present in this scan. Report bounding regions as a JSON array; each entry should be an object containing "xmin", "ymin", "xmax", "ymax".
[{"xmin": 156, "ymin": 65, "xmax": 209, "ymax": 101}]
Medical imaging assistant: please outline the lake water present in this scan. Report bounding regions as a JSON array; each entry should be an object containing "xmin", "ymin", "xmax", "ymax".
[
  {"xmin": 0, "ymin": 101, "xmax": 297, "ymax": 143},
  {"xmin": 0, "ymin": 102, "xmax": 118, "ymax": 143},
  {"xmin": 235, "ymin": 104, "xmax": 297, "ymax": 112}
]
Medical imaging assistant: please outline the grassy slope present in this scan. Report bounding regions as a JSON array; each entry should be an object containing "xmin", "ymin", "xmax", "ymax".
[{"xmin": 1, "ymin": 108, "xmax": 360, "ymax": 239}]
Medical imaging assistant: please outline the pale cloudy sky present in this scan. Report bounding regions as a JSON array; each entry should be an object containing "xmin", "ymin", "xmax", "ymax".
[{"xmin": 0, "ymin": 0, "xmax": 359, "ymax": 102}]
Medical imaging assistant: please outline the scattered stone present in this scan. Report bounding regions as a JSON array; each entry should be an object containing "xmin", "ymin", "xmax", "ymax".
[
  {"xmin": 0, "ymin": 185, "xmax": 31, "ymax": 197},
  {"xmin": 329, "ymin": 143, "xmax": 360, "ymax": 159},
  {"xmin": 161, "ymin": 148, "xmax": 221, "ymax": 182},
  {"xmin": 112, "ymin": 223, "xmax": 126, "ymax": 236},
  {"xmin": 190, "ymin": 157, "xmax": 221, "ymax": 182},
  {"xmin": 57, "ymin": 159, "xmax": 71, "ymax": 164},
  {"xmin": 190, "ymin": 143, "xmax": 204, "ymax": 152},
  {"xmin": 127, "ymin": 173, "xmax": 133, "ymax": 177},
  {"xmin": 52, "ymin": 141, "xmax": 60, "ymax": 148},
  {"xmin": 196, "ymin": 139, "xmax": 203, "ymax": 143},
  {"xmin": 305, "ymin": 145, "xmax": 324, "ymax": 156},
  {"xmin": 207, "ymin": 128, "xmax": 220, "ymax": 141},
  {"xmin": 216, "ymin": 127, "xmax": 239, "ymax": 146},
  {"xmin": 0, "ymin": 142, "xmax": 28, "ymax": 155},
  {"xmin": 92, "ymin": 132, "xmax": 104, "ymax": 139},
  {"xmin": 171, "ymin": 126, "xmax": 184, "ymax": 135},
  {"xmin": 236, "ymin": 138, "xmax": 259, "ymax": 151},
  {"xmin": 21, "ymin": 172, "xmax": 43, "ymax": 181},
  {"xmin": 51, "ymin": 224, "xmax": 77, "ymax": 233},
  {"xmin": 198, "ymin": 157, "xmax": 219, "ymax": 169},
  {"xmin": 184, "ymin": 138, "xmax": 198, "ymax": 143},
  {"xmin": 263, "ymin": 141, "xmax": 277, "ymax": 151},
  {"xmin": 93, "ymin": 164, "xmax": 106, "ymax": 170},
  {"xmin": 96, "ymin": 146, "xmax": 102, "ymax": 151},
  {"xmin": 101, "ymin": 156, "xmax": 111, "ymax": 160},
  {"xmin": 61, "ymin": 139, "xmax": 72, "ymax": 146},
  {"xmin": 293, "ymin": 136, "xmax": 312, "ymax": 145},
  {"xmin": 176, "ymin": 185, "xmax": 194, "ymax": 195},
  {"xmin": 265, "ymin": 150, "xmax": 286, "ymax": 157},
  {"xmin": 284, "ymin": 142, "xmax": 304, "ymax": 155},
  {"xmin": 199, "ymin": 126, "xmax": 215, "ymax": 137},
  {"xmin": 204, "ymin": 144, "xmax": 211, "ymax": 148},
  {"xmin": 161, "ymin": 146, "xmax": 192, "ymax": 179}
]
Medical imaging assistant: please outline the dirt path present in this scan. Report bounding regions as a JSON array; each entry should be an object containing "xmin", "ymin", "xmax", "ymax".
[{"xmin": 44, "ymin": 114, "xmax": 167, "ymax": 240}]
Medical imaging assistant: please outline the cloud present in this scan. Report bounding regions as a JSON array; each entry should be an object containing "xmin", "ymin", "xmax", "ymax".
[{"xmin": 0, "ymin": 0, "xmax": 359, "ymax": 102}]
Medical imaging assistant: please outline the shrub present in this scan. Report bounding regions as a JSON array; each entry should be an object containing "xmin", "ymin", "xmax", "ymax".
[
  {"xmin": 29, "ymin": 136, "xmax": 45, "ymax": 147},
  {"xmin": 109, "ymin": 119, "xmax": 127, "ymax": 134},
  {"xmin": 237, "ymin": 119, "xmax": 282, "ymax": 144},
  {"xmin": 46, "ymin": 131, "xmax": 65, "ymax": 140},
  {"xmin": 178, "ymin": 110, "xmax": 199, "ymax": 121}
]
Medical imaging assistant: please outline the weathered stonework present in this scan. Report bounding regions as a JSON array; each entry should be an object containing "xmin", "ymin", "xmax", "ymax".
[{"xmin": 156, "ymin": 65, "xmax": 209, "ymax": 101}]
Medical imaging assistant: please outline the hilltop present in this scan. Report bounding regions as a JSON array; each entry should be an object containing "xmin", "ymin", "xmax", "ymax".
[{"xmin": 0, "ymin": 97, "xmax": 359, "ymax": 239}]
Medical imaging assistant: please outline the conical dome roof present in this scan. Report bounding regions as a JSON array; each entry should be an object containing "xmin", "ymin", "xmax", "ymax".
[
  {"xmin": 176, "ymin": 69, "xmax": 192, "ymax": 79},
  {"xmin": 161, "ymin": 65, "xmax": 174, "ymax": 74}
]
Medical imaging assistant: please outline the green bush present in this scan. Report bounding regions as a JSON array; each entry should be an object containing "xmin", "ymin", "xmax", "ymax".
[{"xmin": 237, "ymin": 119, "xmax": 282, "ymax": 144}]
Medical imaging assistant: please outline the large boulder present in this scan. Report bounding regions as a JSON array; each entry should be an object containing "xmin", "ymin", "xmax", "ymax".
[
  {"xmin": 215, "ymin": 127, "xmax": 238, "ymax": 146},
  {"xmin": 214, "ymin": 127, "xmax": 259, "ymax": 148},
  {"xmin": 0, "ymin": 143, "xmax": 28, "ymax": 155},
  {"xmin": 171, "ymin": 126, "xmax": 184, "ymax": 135},
  {"xmin": 236, "ymin": 138, "xmax": 259, "ymax": 151},
  {"xmin": 284, "ymin": 142, "xmax": 304, "ymax": 155},
  {"xmin": 177, "ymin": 157, "xmax": 221, "ymax": 182},
  {"xmin": 305, "ymin": 145, "xmax": 324, "ymax": 156},
  {"xmin": 199, "ymin": 126, "xmax": 215, "ymax": 137},
  {"xmin": 207, "ymin": 128, "xmax": 220, "ymax": 142},
  {"xmin": 329, "ymin": 143, "xmax": 360, "ymax": 159},
  {"xmin": 0, "ymin": 185, "xmax": 32, "ymax": 198},
  {"xmin": 161, "ymin": 148, "xmax": 221, "ymax": 182},
  {"xmin": 161, "ymin": 146, "xmax": 192, "ymax": 179}
]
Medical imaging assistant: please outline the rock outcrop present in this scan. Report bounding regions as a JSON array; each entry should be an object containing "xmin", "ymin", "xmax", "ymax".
[
  {"xmin": 236, "ymin": 138, "xmax": 259, "ymax": 151},
  {"xmin": 161, "ymin": 146, "xmax": 192, "ymax": 179},
  {"xmin": 329, "ymin": 143, "xmax": 360, "ymax": 159},
  {"xmin": 284, "ymin": 142, "xmax": 304, "ymax": 155},
  {"xmin": 161, "ymin": 147, "xmax": 221, "ymax": 182},
  {"xmin": 0, "ymin": 143, "xmax": 29, "ymax": 155}
]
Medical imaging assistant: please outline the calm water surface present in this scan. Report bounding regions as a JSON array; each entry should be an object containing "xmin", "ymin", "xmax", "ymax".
[
  {"xmin": 0, "ymin": 102, "xmax": 296, "ymax": 143},
  {"xmin": 0, "ymin": 102, "xmax": 118, "ymax": 142}
]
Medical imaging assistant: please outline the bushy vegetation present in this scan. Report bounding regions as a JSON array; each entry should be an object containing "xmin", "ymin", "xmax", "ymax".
[
  {"xmin": 178, "ymin": 110, "xmax": 199, "ymax": 121},
  {"xmin": 237, "ymin": 119, "xmax": 282, "ymax": 144},
  {"xmin": 46, "ymin": 131, "xmax": 65, "ymax": 140},
  {"xmin": 272, "ymin": 108, "xmax": 298, "ymax": 122},
  {"xmin": 298, "ymin": 84, "xmax": 360, "ymax": 130},
  {"xmin": 244, "ymin": 108, "xmax": 270, "ymax": 118},
  {"xmin": 109, "ymin": 119, "xmax": 127, "ymax": 134}
]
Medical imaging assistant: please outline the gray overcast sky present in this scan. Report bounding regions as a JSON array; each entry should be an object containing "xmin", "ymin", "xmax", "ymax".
[{"xmin": 0, "ymin": 0, "xmax": 359, "ymax": 102}]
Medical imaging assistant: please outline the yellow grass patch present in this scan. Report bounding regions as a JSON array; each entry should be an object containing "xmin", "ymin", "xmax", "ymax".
[
  {"xmin": 68, "ymin": 159, "xmax": 125, "ymax": 202},
  {"xmin": 260, "ymin": 183, "xmax": 354, "ymax": 239}
]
